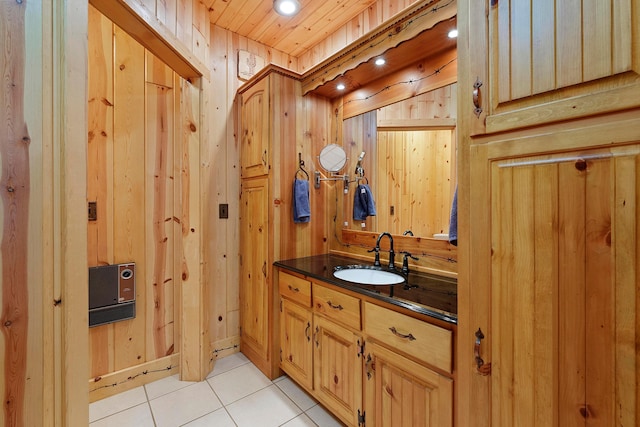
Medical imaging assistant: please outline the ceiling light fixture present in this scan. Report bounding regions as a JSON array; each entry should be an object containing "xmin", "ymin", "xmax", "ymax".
[
  {"xmin": 336, "ymin": 83, "xmax": 346, "ymax": 90},
  {"xmin": 274, "ymin": 0, "xmax": 301, "ymax": 16},
  {"xmin": 374, "ymin": 58, "xmax": 386, "ymax": 66},
  {"xmin": 448, "ymin": 29, "xmax": 458, "ymax": 38}
]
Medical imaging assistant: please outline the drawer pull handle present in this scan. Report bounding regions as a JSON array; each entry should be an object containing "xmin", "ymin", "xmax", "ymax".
[
  {"xmin": 389, "ymin": 327, "xmax": 416, "ymax": 341},
  {"xmin": 474, "ymin": 328, "xmax": 492, "ymax": 375},
  {"xmin": 327, "ymin": 301, "xmax": 344, "ymax": 311},
  {"xmin": 288, "ymin": 285, "xmax": 300, "ymax": 293}
]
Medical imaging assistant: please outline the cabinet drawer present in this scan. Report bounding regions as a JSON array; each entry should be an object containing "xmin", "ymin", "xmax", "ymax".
[
  {"xmin": 279, "ymin": 271, "xmax": 312, "ymax": 307},
  {"xmin": 363, "ymin": 302, "xmax": 452, "ymax": 373},
  {"xmin": 313, "ymin": 284, "xmax": 361, "ymax": 330}
]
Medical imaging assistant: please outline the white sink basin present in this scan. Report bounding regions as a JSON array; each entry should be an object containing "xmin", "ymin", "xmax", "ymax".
[{"xmin": 333, "ymin": 266, "xmax": 405, "ymax": 285}]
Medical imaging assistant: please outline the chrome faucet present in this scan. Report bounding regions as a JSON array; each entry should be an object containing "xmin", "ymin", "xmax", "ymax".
[{"xmin": 374, "ymin": 232, "xmax": 395, "ymax": 270}]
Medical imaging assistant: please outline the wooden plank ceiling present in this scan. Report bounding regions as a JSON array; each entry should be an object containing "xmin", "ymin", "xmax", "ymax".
[{"xmin": 206, "ymin": 0, "xmax": 378, "ymax": 57}]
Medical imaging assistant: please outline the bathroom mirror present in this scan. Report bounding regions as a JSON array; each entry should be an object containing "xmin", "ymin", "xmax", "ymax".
[
  {"xmin": 339, "ymin": 83, "xmax": 457, "ymax": 240},
  {"xmin": 318, "ymin": 143, "xmax": 347, "ymax": 172}
]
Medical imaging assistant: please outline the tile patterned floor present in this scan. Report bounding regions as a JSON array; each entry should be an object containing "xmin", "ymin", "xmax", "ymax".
[{"xmin": 89, "ymin": 352, "xmax": 345, "ymax": 427}]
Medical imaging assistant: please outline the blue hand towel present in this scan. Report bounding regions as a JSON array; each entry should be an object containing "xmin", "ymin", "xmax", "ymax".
[
  {"xmin": 293, "ymin": 179, "xmax": 311, "ymax": 223},
  {"xmin": 449, "ymin": 186, "xmax": 458, "ymax": 246},
  {"xmin": 353, "ymin": 184, "xmax": 376, "ymax": 221}
]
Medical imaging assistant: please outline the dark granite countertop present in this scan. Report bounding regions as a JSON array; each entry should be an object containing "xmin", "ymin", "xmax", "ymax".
[{"xmin": 274, "ymin": 254, "xmax": 457, "ymax": 324}]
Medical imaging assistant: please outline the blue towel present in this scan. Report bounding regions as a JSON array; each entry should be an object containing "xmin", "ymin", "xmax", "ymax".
[
  {"xmin": 449, "ymin": 186, "xmax": 458, "ymax": 246},
  {"xmin": 353, "ymin": 184, "xmax": 376, "ymax": 220},
  {"xmin": 293, "ymin": 179, "xmax": 310, "ymax": 223}
]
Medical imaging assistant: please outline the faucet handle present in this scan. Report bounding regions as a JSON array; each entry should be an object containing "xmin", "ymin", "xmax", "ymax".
[
  {"xmin": 401, "ymin": 251, "xmax": 419, "ymax": 274},
  {"xmin": 368, "ymin": 247, "xmax": 381, "ymax": 267}
]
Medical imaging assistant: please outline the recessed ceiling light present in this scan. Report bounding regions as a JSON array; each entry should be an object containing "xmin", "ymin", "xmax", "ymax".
[
  {"xmin": 336, "ymin": 83, "xmax": 346, "ymax": 90},
  {"xmin": 448, "ymin": 29, "xmax": 458, "ymax": 38},
  {"xmin": 374, "ymin": 58, "xmax": 386, "ymax": 66},
  {"xmin": 274, "ymin": 0, "xmax": 301, "ymax": 16}
]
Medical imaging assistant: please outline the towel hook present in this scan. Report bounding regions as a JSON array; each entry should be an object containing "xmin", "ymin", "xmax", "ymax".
[{"xmin": 296, "ymin": 153, "xmax": 310, "ymax": 180}]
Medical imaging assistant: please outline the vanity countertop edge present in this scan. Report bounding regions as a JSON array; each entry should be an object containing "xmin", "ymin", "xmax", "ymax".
[{"xmin": 274, "ymin": 253, "xmax": 457, "ymax": 325}]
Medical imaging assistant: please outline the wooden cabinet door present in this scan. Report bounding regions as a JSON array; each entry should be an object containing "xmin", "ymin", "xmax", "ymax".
[
  {"xmin": 240, "ymin": 177, "xmax": 269, "ymax": 360},
  {"xmin": 280, "ymin": 298, "xmax": 313, "ymax": 391},
  {"xmin": 364, "ymin": 341, "xmax": 453, "ymax": 427},
  {"xmin": 468, "ymin": 143, "xmax": 640, "ymax": 427},
  {"xmin": 313, "ymin": 314, "xmax": 363, "ymax": 426},
  {"xmin": 464, "ymin": 0, "xmax": 640, "ymax": 136},
  {"xmin": 240, "ymin": 76, "xmax": 269, "ymax": 178}
]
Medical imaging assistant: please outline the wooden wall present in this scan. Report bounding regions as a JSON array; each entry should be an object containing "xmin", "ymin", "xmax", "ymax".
[
  {"xmin": 205, "ymin": 26, "xmax": 314, "ymax": 359},
  {"xmin": 0, "ymin": 1, "xmax": 89, "ymax": 425},
  {"xmin": 88, "ymin": 5, "xmax": 206, "ymax": 401}
]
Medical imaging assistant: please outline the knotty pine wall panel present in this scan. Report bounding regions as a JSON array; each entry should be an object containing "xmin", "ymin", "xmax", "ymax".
[
  {"xmin": 111, "ymin": 25, "xmax": 147, "ymax": 372},
  {"xmin": 88, "ymin": 7, "xmax": 183, "ymax": 389},
  {"xmin": 145, "ymin": 77, "xmax": 176, "ymax": 360},
  {"xmin": 1, "ymin": 1, "xmax": 89, "ymax": 424},
  {"xmin": 205, "ymin": 25, "xmax": 298, "ymax": 358}
]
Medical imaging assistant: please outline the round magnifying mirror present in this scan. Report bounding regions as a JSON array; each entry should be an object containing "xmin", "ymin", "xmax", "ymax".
[{"xmin": 318, "ymin": 144, "xmax": 347, "ymax": 172}]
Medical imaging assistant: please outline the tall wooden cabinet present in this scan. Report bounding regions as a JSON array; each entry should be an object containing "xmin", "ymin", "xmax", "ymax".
[
  {"xmin": 238, "ymin": 66, "xmax": 302, "ymax": 378},
  {"xmin": 239, "ymin": 176, "xmax": 269, "ymax": 361},
  {"xmin": 458, "ymin": 1, "xmax": 640, "ymax": 426}
]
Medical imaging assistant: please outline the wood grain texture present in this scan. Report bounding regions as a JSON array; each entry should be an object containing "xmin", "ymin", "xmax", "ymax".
[
  {"xmin": 178, "ymin": 78, "xmax": 208, "ymax": 380},
  {"xmin": 89, "ymin": 0, "xmax": 211, "ymax": 79},
  {"xmin": 313, "ymin": 314, "xmax": 363, "ymax": 427},
  {"xmin": 476, "ymin": 0, "xmax": 640, "ymax": 135},
  {"xmin": 113, "ymin": 24, "xmax": 147, "ymax": 372},
  {"xmin": 88, "ymin": 4, "xmax": 115, "ymax": 378},
  {"xmin": 0, "ymin": 2, "xmax": 30, "ymax": 424},
  {"xmin": 486, "ymin": 147, "xmax": 640, "ymax": 427},
  {"xmin": 365, "ymin": 341, "xmax": 453, "ymax": 427},
  {"xmin": 147, "ymin": 80, "xmax": 174, "ymax": 359}
]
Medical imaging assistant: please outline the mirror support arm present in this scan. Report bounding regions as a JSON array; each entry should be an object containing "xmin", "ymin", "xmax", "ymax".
[{"xmin": 314, "ymin": 171, "xmax": 351, "ymax": 193}]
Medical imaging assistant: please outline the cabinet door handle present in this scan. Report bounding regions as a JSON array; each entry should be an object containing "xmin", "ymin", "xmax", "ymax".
[
  {"xmin": 288, "ymin": 285, "xmax": 300, "ymax": 293},
  {"xmin": 473, "ymin": 77, "xmax": 483, "ymax": 118},
  {"xmin": 389, "ymin": 326, "xmax": 416, "ymax": 341},
  {"xmin": 262, "ymin": 262, "xmax": 267, "ymax": 278},
  {"xmin": 314, "ymin": 326, "xmax": 319, "ymax": 348},
  {"xmin": 474, "ymin": 328, "xmax": 492, "ymax": 375},
  {"xmin": 305, "ymin": 322, "xmax": 311, "ymax": 342},
  {"xmin": 365, "ymin": 354, "xmax": 374, "ymax": 380},
  {"xmin": 262, "ymin": 149, "xmax": 267, "ymax": 166},
  {"xmin": 326, "ymin": 301, "xmax": 343, "ymax": 311}
]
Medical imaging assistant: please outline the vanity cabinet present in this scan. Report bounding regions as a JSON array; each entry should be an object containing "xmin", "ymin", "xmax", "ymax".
[
  {"xmin": 238, "ymin": 67, "xmax": 301, "ymax": 378},
  {"xmin": 363, "ymin": 303, "xmax": 453, "ymax": 427},
  {"xmin": 279, "ymin": 272, "xmax": 313, "ymax": 390},
  {"xmin": 313, "ymin": 314, "xmax": 363, "ymax": 426},
  {"xmin": 278, "ymin": 268, "xmax": 455, "ymax": 427},
  {"xmin": 466, "ymin": 0, "xmax": 640, "ymax": 136},
  {"xmin": 364, "ymin": 341, "xmax": 453, "ymax": 427},
  {"xmin": 459, "ymin": 1, "xmax": 640, "ymax": 426}
]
